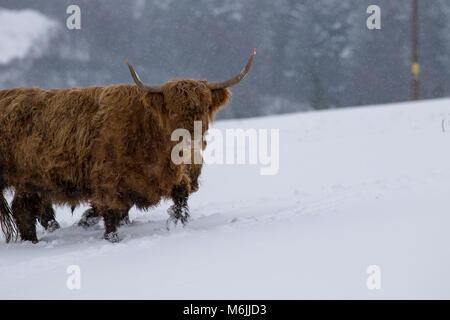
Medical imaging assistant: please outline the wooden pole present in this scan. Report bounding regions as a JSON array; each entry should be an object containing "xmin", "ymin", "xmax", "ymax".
[{"xmin": 411, "ymin": 0, "xmax": 419, "ymax": 100}]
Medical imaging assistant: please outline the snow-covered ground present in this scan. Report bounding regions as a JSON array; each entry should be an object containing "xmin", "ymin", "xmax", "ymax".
[{"xmin": 1, "ymin": 99, "xmax": 450, "ymax": 299}]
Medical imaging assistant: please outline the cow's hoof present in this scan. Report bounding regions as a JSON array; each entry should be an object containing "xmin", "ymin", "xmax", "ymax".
[
  {"xmin": 22, "ymin": 237, "xmax": 38, "ymax": 244},
  {"xmin": 167, "ymin": 205, "xmax": 190, "ymax": 229},
  {"xmin": 165, "ymin": 218, "xmax": 176, "ymax": 231},
  {"xmin": 165, "ymin": 215, "xmax": 189, "ymax": 231},
  {"xmin": 78, "ymin": 216, "xmax": 101, "ymax": 229},
  {"xmin": 104, "ymin": 231, "xmax": 120, "ymax": 243},
  {"xmin": 47, "ymin": 220, "xmax": 60, "ymax": 232}
]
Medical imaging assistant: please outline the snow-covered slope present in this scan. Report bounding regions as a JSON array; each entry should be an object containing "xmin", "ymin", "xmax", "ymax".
[{"xmin": 1, "ymin": 99, "xmax": 450, "ymax": 299}]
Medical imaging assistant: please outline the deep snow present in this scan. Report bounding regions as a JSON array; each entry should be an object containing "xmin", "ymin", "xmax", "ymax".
[{"xmin": 1, "ymin": 98, "xmax": 450, "ymax": 299}]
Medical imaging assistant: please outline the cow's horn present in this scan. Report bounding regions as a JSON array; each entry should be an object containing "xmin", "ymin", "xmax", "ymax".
[
  {"xmin": 126, "ymin": 60, "xmax": 163, "ymax": 93},
  {"xmin": 208, "ymin": 48, "xmax": 256, "ymax": 90}
]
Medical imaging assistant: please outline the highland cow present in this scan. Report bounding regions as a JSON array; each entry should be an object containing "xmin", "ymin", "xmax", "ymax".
[{"xmin": 0, "ymin": 49, "xmax": 255, "ymax": 243}]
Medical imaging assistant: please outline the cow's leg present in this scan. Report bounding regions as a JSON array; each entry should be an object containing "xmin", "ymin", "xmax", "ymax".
[
  {"xmin": 78, "ymin": 205, "xmax": 101, "ymax": 228},
  {"xmin": 78, "ymin": 204, "xmax": 130, "ymax": 229},
  {"xmin": 167, "ymin": 181, "xmax": 190, "ymax": 226},
  {"xmin": 11, "ymin": 191, "xmax": 42, "ymax": 243},
  {"xmin": 37, "ymin": 200, "xmax": 60, "ymax": 232},
  {"xmin": 119, "ymin": 208, "xmax": 131, "ymax": 225},
  {"xmin": 99, "ymin": 208, "xmax": 123, "ymax": 243},
  {"xmin": 188, "ymin": 163, "xmax": 202, "ymax": 193}
]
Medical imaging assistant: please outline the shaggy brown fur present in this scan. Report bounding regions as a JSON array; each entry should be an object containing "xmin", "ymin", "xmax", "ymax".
[{"xmin": 0, "ymin": 81, "xmax": 231, "ymax": 242}]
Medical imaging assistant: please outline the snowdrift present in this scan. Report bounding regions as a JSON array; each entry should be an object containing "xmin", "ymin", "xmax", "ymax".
[{"xmin": 1, "ymin": 99, "xmax": 450, "ymax": 299}]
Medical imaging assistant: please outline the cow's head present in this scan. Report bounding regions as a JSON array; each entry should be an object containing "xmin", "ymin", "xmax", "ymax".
[{"xmin": 126, "ymin": 49, "xmax": 255, "ymax": 138}]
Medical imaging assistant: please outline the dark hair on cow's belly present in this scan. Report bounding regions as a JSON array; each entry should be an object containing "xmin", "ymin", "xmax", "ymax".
[
  {"xmin": 2, "ymin": 176, "xmax": 170, "ymax": 211},
  {"xmin": 1, "ymin": 161, "xmax": 202, "ymax": 212}
]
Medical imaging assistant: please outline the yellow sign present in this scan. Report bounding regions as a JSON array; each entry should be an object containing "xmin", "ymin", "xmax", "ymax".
[{"xmin": 411, "ymin": 62, "xmax": 420, "ymax": 76}]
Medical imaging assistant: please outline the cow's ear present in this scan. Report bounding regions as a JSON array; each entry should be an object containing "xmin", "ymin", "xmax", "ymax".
[{"xmin": 209, "ymin": 88, "xmax": 231, "ymax": 121}]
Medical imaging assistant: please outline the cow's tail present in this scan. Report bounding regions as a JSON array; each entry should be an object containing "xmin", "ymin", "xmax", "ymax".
[{"xmin": 0, "ymin": 189, "xmax": 18, "ymax": 243}]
